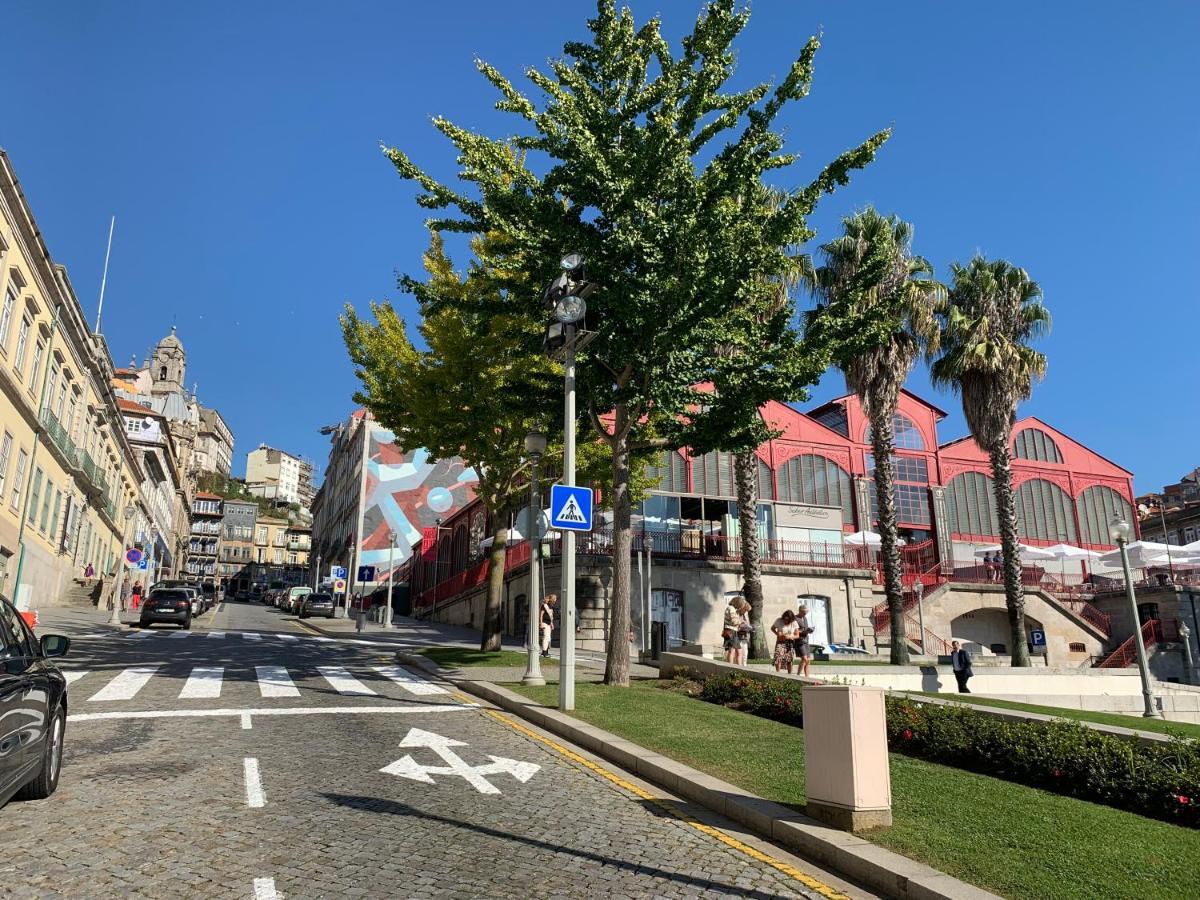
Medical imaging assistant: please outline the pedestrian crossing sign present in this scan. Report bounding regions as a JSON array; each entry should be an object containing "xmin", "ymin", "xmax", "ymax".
[{"xmin": 550, "ymin": 484, "xmax": 593, "ymax": 532}]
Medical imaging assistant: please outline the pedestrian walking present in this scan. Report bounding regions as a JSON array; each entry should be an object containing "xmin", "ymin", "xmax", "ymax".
[
  {"xmin": 732, "ymin": 596, "xmax": 752, "ymax": 666},
  {"xmin": 131, "ymin": 580, "xmax": 143, "ymax": 611},
  {"xmin": 722, "ymin": 595, "xmax": 741, "ymax": 664},
  {"xmin": 950, "ymin": 640, "xmax": 973, "ymax": 693},
  {"xmin": 794, "ymin": 602, "xmax": 815, "ymax": 678},
  {"xmin": 771, "ymin": 609, "xmax": 800, "ymax": 674},
  {"xmin": 84, "ymin": 562, "xmax": 95, "ymax": 579},
  {"xmin": 539, "ymin": 594, "xmax": 558, "ymax": 658}
]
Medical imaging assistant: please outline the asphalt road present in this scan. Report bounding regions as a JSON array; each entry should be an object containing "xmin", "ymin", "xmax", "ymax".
[{"xmin": 2, "ymin": 601, "xmax": 874, "ymax": 899}]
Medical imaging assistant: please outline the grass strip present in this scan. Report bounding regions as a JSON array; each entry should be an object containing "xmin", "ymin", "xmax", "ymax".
[
  {"xmin": 417, "ymin": 647, "xmax": 557, "ymax": 669},
  {"xmin": 910, "ymin": 691, "xmax": 1200, "ymax": 740},
  {"xmin": 510, "ymin": 680, "xmax": 1199, "ymax": 900}
]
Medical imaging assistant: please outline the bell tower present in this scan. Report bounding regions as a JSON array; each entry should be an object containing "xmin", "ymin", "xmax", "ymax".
[{"xmin": 151, "ymin": 326, "xmax": 186, "ymax": 397}]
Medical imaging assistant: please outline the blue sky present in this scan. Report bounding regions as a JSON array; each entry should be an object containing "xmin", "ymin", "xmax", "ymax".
[{"xmin": 6, "ymin": 1, "xmax": 1197, "ymax": 492}]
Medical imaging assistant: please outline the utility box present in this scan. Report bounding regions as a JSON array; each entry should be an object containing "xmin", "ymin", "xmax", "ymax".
[{"xmin": 802, "ymin": 684, "xmax": 892, "ymax": 831}]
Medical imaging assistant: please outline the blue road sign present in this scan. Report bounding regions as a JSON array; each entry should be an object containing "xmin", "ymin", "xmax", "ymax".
[
  {"xmin": 136, "ymin": 557, "xmax": 149, "ymax": 571},
  {"xmin": 1030, "ymin": 629, "xmax": 1047, "ymax": 648},
  {"xmin": 550, "ymin": 484, "xmax": 593, "ymax": 532},
  {"xmin": 331, "ymin": 566, "xmax": 347, "ymax": 580},
  {"xmin": 357, "ymin": 565, "xmax": 376, "ymax": 583}
]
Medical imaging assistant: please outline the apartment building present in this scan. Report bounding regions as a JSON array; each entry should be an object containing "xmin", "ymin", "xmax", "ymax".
[
  {"xmin": 246, "ymin": 444, "xmax": 314, "ymax": 506},
  {"xmin": 119, "ymin": 399, "xmax": 184, "ymax": 581},
  {"xmin": 219, "ymin": 499, "xmax": 257, "ymax": 592},
  {"xmin": 195, "ymin": 406, "xmax": 234, "ymax": 477},
  {"xmin": 0, "ymin": 150, "xmax": 144, "ymax": 609},
  {"xmin": 187, "ymin": 492, "xmax": 223, "ymax": 580}
]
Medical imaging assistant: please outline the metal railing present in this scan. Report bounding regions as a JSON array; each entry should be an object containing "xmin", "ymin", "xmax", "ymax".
[
  {"xmin": 39, "ymin": 408, "xmax": 78, "ymax": 466},
  {"xmin": 1095, "ymin": 619, "xmax": 1177, "ymax": 669},
  {"xmin": 575, "ymin": 529, "xmax": 874, "ymax": 569},
  {"xmin": 76, "ymin": 448, "xmax": 109, "ymax": 497}
]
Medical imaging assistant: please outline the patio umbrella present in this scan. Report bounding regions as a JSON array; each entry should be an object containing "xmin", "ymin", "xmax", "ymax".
[
  {"xmin": 1042, "ymin": 543, "xmax": 1102, "ymax": 581},
  {"xmin": 844, "ymin": 530, "xmax": 905, "ymax": 548},
  {"xmin": 973, "ymin": 543, "xmax": 1056, "ymax": 562},
  {"xmin": 1097, "ymin": 540, "xmax": 1195, "ymax": 569}
]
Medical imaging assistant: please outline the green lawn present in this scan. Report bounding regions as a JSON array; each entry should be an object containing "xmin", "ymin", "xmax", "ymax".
[
  {"xmin": 417, "ymin": 647, "xmax": 556, "ymax": 669},
  {"xmin": 511, "ymin": 680, "xmax": 1199, "ymax": 900},
  {"xmin": 910, "ymin": 691, "xmax": 1200, "ymax": 740}
]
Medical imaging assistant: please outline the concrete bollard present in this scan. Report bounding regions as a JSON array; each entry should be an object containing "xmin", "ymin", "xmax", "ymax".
[{"xmin": 802, "ymin": 684, "xmax": 892, "ymax": 831}]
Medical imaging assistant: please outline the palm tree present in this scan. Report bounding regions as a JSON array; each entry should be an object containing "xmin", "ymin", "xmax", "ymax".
[
  {"xmin": 931, "ymin": 257, "xmax": 1050, "ymax": 667},
  {"xmin": 805, "ymin": 208, "xmax": 943, "ymax": 665}
]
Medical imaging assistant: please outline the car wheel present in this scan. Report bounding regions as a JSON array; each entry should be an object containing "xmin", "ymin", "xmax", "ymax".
[
  {"xmin": 17, "ymin": 704, "xmax": 65, "ymax": 801},
  {"xmin": 181, "ymin": 618, "xmax": 191, "ymax": 631}
]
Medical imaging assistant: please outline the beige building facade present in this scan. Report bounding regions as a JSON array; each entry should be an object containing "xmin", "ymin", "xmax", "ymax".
[{"xmin": 0, "ymin": 150, "xmax": 144, "ymax": 610}]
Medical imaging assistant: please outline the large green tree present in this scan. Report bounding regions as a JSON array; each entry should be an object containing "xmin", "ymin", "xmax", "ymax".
[
  {"xmin": 384, "ymin": 0, "xmax": 888, "ymax": 684},
  {"xmin": 342, "ymin": 231, "xmax": 559, "ymax": 651},
  {"xmin": 804, "ymin": 209, "xmax": 943, "ymax": 664},
  {"xmin": 930, "ymin": 257, "xmax": 1050, "ymax": 667}
]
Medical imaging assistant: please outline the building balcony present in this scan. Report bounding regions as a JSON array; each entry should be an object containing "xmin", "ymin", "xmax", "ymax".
[
  {"xmin": 39, "ymin": 408, "xmax": 79, "ymax": 467},
  {"xmin": 287, "ymin": 540, "xmax": 311, "ymax": 551},
  {"xmin": 76, "ymin": 448, "xmax": 109, "ymax": 499}
]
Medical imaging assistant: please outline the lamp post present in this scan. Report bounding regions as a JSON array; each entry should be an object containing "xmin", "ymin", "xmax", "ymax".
[
  {"xmin": 543, "ymin": 253, "xmax": 593, "ymax": 712},
  {"xmin": 522, "ymin": 431, "xmax": 547, "ymax": 687},
  {"xmin": 1180, "ymin": 621, "xmax": 1197, "ymax": 686},
  {"xmin": 109, "ymin": 504, "xmax": 136, "ymax": 625},
  {"xmin": 1110, "ymin": 516, "xmax": 1161, "ymax": 717},
  {"xmin": 384, "ymin": 529, "xmax": 396, "ymax": 629}
]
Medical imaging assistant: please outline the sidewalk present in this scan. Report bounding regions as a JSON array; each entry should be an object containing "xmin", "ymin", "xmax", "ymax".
[{"xmin": 30, "ymin": 604, "xmax": 129, "ymax": 636}]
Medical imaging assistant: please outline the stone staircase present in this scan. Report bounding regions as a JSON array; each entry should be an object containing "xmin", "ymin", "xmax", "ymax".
[{"xmin": 55, "ymin": 577, "xmax": 103, "ymax": 608}]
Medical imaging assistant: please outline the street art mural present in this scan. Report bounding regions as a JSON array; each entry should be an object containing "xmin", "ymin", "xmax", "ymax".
[{"xmin": 357, "ymin": 425, "xmax": 478, "ymax": 582}]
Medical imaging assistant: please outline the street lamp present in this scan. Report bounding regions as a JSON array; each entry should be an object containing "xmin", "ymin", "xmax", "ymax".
[
  {"xmin": 522, "ymin": 430, "xmax": 548, "ymax": 687},
  {"xmin": 109, "ymin": 504, "xmax": 136, "ymax": 626},
  {"xmin": 1110, "ymin": 515, "xmax": 1161, "ymax": 717},
  {"xmin": 384, "ymin": 529, "xmax": 397, "ymax": 629}
]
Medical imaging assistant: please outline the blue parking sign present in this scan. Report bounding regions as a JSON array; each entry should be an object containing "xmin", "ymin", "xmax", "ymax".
[
  {"xmin": 1030, "ymin": 629, "xmax": 1046, "ymax": 648},
  {"xmin": 550, "ymin": 484, "xmax": 593, "ymax": 532}
]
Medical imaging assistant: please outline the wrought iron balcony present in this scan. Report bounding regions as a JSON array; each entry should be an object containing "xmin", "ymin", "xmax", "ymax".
[
  {"xmin": 76, "ymin": 448, "xmax": 109, "ymax": 498},
  {"xmin": 39, "ymin": 408, "xmax": 78, "ymax": 467}
]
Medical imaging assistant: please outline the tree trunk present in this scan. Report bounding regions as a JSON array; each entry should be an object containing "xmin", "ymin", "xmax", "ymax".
[
  {"xmin": 870, "ymin": 412, "xmax": 910, "ymax": 665},
  {"xmin": 989, "ymin": 442, "xmax": 1030, "ymax": 667},
  {"xmin": 479, "ymin": 523, "xmax": 508, "ymax": 652},
  {"xmin": 734, "ymin": 450, "xmax": 768, "ymax": 659},
  {"xmin": 604, "ymin": 413, "xmax": 633, "ymax": 686}
]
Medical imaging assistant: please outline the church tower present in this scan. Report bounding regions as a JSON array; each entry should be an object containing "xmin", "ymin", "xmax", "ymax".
[{"xmin": 151, "ymin": 326, "xmax": 186, "ymax": 397}]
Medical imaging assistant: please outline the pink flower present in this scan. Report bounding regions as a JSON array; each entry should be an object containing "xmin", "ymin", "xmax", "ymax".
[
  {"xmin": 902, "ymin": 729, "xmax": 914, "ymax": 741},
  {"xmin": 1179, "ymin": 795, "xmax": 1191, "ymax": 805}
]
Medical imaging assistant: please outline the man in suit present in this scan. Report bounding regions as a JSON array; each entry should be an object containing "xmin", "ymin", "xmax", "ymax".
[{"xmin": 950, "ymin": 641, "xmax": 973, "ymax": 693}]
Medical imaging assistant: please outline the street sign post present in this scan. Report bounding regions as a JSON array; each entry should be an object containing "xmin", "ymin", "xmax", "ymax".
[
  {"xmin": 549, "ymin": 485, "xmax": 593, "ymax": 532},
  {"xmin": 125, "ymin": 547, "xmax": 144, "ymax": 567},
  {"xmin": 333, "ymin": 578, "xmax": 348, "ymax": 594}
]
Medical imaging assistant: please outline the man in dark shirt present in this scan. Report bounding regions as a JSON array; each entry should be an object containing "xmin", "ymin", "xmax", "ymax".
[{"xmin": 950, "ymin": 640, "xmax": 973, "ymax": 693}]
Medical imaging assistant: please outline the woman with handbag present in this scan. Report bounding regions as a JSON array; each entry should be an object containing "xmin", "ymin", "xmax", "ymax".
[
  {"xmin": 771, "ymin": 608, "xmax": 800, "ymax": 674},
  {"xmin": 722, "ymin": 596, "xmax": 742, "ymax": 664},
  {"xmin": 795, "ymin": 602, "xmax": 815, "ymax": 678},
  {"xmin": 731, "ymin": 596, "xmax": 752, "ymax": 666}
]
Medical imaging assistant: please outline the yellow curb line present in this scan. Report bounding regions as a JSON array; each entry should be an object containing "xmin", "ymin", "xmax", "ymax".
[{"xmin": 455, "ymin": 691, "xmax": 851, "ymax": 900}]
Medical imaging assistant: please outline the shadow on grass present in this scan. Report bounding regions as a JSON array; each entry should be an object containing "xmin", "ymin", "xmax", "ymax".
[{"xmin": 419, "ymin": 647, "xmax": 558, "ymax": 669}]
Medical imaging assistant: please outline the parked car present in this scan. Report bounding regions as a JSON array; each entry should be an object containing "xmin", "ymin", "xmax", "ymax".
[
  {"xmin": 0, "ymin": 596, "xmax": 70, "ymax": 806},
  {"xmin": 139, "ymin": 589, "xmax": 192, "ymax": 630},
  {"xmin": 285, "ymin": 587, "xmax": 312, "ymax": 614},
  {"xmin": 298, "ymin": 593, "xmax": 335, "ymax": 619},
  {"xmin": 180, "ymin": 586, "xmax": 204, "ymax": 617}
]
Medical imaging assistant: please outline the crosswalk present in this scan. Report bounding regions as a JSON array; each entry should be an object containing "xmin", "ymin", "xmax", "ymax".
[
  {"xmin": 62, "ymin": 663, "xmax": 448, "ymax": 704},
  {"xmin": 125, "ymin": 629, "xmax": 319, "ymax": 642}
]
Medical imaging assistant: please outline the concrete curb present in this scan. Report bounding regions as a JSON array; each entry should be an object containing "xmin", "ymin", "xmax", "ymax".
[{"xmin": 410, "ymin": 662, "xmax": 998, "ymax": 900}]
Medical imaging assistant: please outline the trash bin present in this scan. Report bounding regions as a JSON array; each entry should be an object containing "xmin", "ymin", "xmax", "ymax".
[{"xmin": 650, "ymin": 621, "xmax": 669, "ymax": 661}]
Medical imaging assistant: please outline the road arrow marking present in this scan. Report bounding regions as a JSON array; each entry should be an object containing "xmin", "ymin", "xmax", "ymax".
[{"xmin": 381, "ymin": 727, "xmax": 541, "ymax": 795}]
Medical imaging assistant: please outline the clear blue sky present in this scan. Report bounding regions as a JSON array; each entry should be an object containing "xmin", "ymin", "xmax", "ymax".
[{"xmin": 6, "ymin": 1, "xmax": 1197, "ymax": 492}]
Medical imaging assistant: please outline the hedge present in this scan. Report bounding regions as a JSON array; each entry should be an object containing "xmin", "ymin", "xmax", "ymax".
[{"xmin": 692, "ymin": 672, "xmax": 1200, "ymax": 827}]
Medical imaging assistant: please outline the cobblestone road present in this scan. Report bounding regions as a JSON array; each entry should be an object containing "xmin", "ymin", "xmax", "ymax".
[{"xmin": 1, "ymin": 602, "xmax": 869, "ymax": 899}]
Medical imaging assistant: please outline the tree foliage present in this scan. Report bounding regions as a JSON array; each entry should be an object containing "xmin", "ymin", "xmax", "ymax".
[{"xmin": 382, "ymin": 0, "xmax": 889, "ymax": 684}]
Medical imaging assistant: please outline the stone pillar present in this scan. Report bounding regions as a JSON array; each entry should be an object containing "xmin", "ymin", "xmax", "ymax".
[{"xmin": 929, "ymin": 485, "xmax": 954, "ymax": 574}]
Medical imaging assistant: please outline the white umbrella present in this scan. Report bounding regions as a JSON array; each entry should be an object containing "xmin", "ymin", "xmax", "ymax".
[
  {"xmin": 1042, "ymin": 543, "xmax": 1102, "ymax": 583},
  {"xmin": 1098, "ymin": 540, "xmax": 1193, "ymax": 569},
  {"xmin": 973, "ymin": 543, "xmax": 1055, "ymax": 562},
  {"xmin": 844, "ymin": 530, "xmax": 905, "ymax": 547}
]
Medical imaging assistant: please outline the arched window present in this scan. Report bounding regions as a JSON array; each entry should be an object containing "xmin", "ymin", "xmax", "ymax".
[
  {"xmin": 691, "ymin": 451, "xmax": 735, "ymax": 498},
  {"xmin": 159, "ymin": 366, "xmax": 167, "ymax": 381},
  {"xmin": 863, "ymin": 413, "xmax": 925, "ymax": 450},
  {"xmin": 946, "ymin": 471, "xmax": 999, "ymax": 537},
  {"xmin": 757, "ymin": 457, "xmax": 774, "ymax": 501},
  {"xmin": 777, "ymin": 454, "xmax": 853, "ymax": 520},
  {"xmin": 645, "ymin": 450, "xmax": 687, "ymax": 493},
  {"xmin": 1013, "ymin": 428, "xmax": 1063, "ymax": 463},
  {"xmin": 1076, "ymin": 485, "xmax": 1133, "ymax": 545},
  {"xmin": 1015, "ymin": 478, "xmax": 1077, "ymax": 542}
]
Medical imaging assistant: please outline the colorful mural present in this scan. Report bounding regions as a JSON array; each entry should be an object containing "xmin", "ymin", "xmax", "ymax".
[{"xmin": 357, "ymin": 426, "xmax": 478, "ymax": 580}]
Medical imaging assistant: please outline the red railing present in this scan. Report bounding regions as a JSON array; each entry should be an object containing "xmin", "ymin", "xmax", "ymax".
[
  {"xmin": 1095, "ymin": 619, "xmax": 1177, "ymax": 669},
  {"xmin": 904, "ymin": 613, "xmax": 952, "ymax": 656},
  {"xmin": 1057, "ymin": 599, "xmax": 1111, "ymax": 635},
  {"xmin": 576, "ymin": 530, "xmax": 874, "ymax": 570}
]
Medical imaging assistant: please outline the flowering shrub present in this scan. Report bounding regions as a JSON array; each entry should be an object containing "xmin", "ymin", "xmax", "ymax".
[{"xmin": 693, "ymin": 673, "xmax": 1200, "ymax": 827}]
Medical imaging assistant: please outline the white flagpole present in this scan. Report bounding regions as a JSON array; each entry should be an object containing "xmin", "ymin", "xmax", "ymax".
[{"xmin": 94, "ymin": 216, "xmax": 115, "ymax": 333}]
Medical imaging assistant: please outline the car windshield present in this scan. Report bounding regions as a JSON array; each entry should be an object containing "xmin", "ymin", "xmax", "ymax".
[
  {"xmin": 308, "ymin": 595, "xmax": 332, "ymax": 603},
  {"xmin": 151, "ymin": 590, "xmax": 187, "ymax": 601}
]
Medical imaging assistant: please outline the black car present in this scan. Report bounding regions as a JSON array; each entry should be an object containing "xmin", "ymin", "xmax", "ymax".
[
  {"xmin": 138, "ymin": 589, "xmax": 192, "ymax": 630},
  {"xmin": 0, "ymin": 596, "xmax": 70, "ymax": 806},
  {"xmin": 298, "ymin": 593, "xmax": 335, "ymax": 619}
]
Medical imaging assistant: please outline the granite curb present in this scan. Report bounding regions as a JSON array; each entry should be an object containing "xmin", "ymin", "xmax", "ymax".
[{"xmin": 397, "ymin": 652, "xmax": 997, "ymax": 900}]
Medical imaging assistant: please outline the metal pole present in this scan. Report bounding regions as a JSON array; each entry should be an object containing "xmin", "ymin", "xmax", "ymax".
[
  {"xmin": 560, "ymin": 327, "xmax": 577, "ymax": 711},
  {"xmin": 916, "ymin": 582, "xmax": 927, "ymax": 656},
  {"xmin": 385, "ymin": 534, "xmax": 395, "ymax": 628},
  {"xmin": 341, "ymin": 419, "xmax": 371, "ymax": 618},
  {"xmin": 1118, "ymin": 537, "xmax": 1161, "ymax": 717},
  {"xmin": 1158, "ymin": 503, "xmax": 1176, "ymax": 581},
  {"xmin": 522, "ymin": 453, "xmax": 545, "ymax": 686},
  {"xmin": 94, "ymin": 216, "xmax": 115, "ymax": 333},
  {"xmin": 637, "ymin": 540, "xmax": 644, "ymax": 658},
  {"xmin": 645, "ymin": 533, "xmax": 653, "ymax": 654}
]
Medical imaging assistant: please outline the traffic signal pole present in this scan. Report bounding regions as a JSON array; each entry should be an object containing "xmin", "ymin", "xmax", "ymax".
[{"xmin": 560, "ymin": 325, "xmax": 577, "ymax": 711}]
